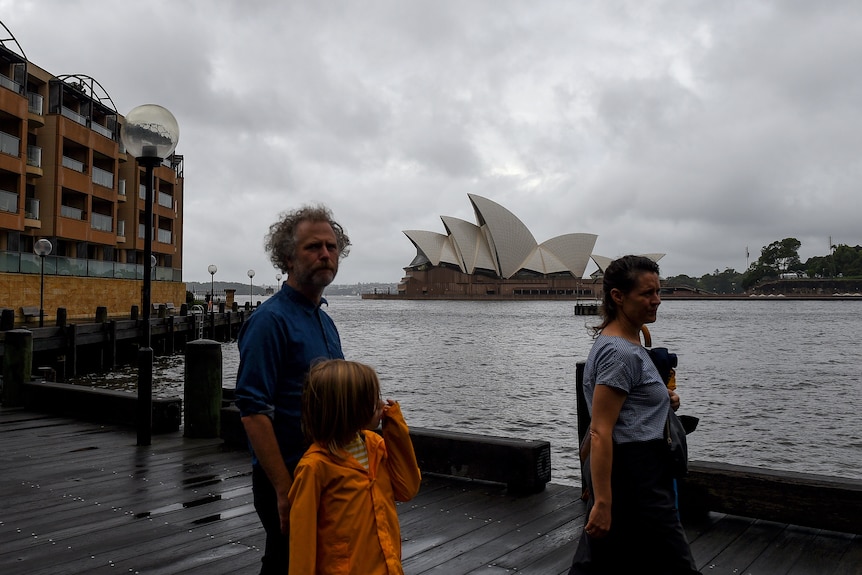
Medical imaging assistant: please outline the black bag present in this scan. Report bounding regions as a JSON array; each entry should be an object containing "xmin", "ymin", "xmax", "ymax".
[
  {"xmin": 664, "ymin": 405, "xmax": 689, "ymax": 478},
  {"xmin": 646, "ymin": 346, "xmax": 694, "ymax": 478}
]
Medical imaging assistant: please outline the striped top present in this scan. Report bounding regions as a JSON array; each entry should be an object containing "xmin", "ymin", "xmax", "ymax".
[
  {"xmin": 344, "ymin": 433, "xmax": 369, "ymax": 468},
  {"xmin": 583, "ymin": 334, "xmax": 670, "ymax": 443}
]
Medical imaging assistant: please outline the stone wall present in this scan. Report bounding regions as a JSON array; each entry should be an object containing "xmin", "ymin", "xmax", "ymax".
[{"xmin": 0, "ymin": 273, "xmax": 187, "ymax": 324}]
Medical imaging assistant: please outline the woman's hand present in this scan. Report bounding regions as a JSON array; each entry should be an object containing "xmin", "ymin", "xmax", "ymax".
[
  {"xmin": 668, "ymin": 389, "xmax": 680, "ymax": 411},
  {"xmin": 584, "ymin": 500, "xmax": 611, "ymax": 538}
]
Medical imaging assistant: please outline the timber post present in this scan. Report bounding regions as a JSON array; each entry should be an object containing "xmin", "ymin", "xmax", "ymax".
[
  {"xmin": 2, "ymin": 329, "xmax": 33, "ymax": 407},
  {"xmin": 1, "ymin": 308, "xmax": 14, "ymax": 331},
  {"xmin": 184, "ymin": 339, "xmax": 223, "ymax": 438}
]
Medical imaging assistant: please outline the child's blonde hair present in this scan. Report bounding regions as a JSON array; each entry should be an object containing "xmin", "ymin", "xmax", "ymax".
[{"xmin": 303, "ymin": 359, "xmax": 381, "ymax": 454}]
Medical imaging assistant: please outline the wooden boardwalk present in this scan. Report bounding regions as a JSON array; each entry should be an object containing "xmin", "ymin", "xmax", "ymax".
[{"xmin": 1, "ymin": 408, "xmax": 860, "ymax": 575}]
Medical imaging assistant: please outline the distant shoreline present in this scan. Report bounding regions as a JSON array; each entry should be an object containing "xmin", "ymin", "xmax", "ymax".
[{"xmin": 361, "ymin": 293, "xmax": 862, "ymax": 302}]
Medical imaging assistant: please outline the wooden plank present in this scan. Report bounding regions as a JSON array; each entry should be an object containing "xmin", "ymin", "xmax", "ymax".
[
  {"xmin": 681, "ymin": 461, "xmax": 862, "ymax": 535},
  {"xmin": 403, "ymin": 485, "xmax": 583, "ymax": 573},
  {"xmin": 832, "ymin": 536, "xmax": 862, "ymax": 575},
  {"xmin": 700, "ymin": 519, "xmax": 786, "ymax": 574},
  {"xmin": 2, "ymin": 409, "xmax": 860, "ymax": 575},
  {"xmin": 785, "ymin": 530, "xmax": 855, "ymax": 575}
]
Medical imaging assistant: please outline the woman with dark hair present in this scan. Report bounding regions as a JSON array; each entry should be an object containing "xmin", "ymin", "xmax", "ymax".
[{"xmin": 569, "ymin": 255, "xmax": 701, "ymax": 575}]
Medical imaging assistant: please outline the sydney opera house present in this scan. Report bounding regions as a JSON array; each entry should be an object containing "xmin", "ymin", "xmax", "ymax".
[{"xmin": 390, "ymin": 194, "xmax": 662, "ymax": 299}]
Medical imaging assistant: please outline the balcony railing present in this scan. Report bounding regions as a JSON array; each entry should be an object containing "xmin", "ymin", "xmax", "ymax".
[
  {"xmin": 62, "ymin": 155, "xmax": 86, "ymax": 173},
  {"xmin": 61, "ymin": 106, "xmax": 88, "ymax": 126},
  {"xmin": 25, "ymin": 197, "xmax": 39, "ymax": 219},
  {"xmin": 91, "ymin": 121, "xmax": 113, "ymax": 139},
  {"xmin": 27, "ymin": 145, "xmax": 42, "ymax": 168},
  {"xmin": 91, "ymin": 212, "xmax": 113, "ymax": 232},
  {"xmin": 117, "ymin": 220, "xmax": 125, "ymax": 237},
  {"xmin": 60, "ymin": 204, "xmax": 85, "ymax": 220},
  {"xmin": 27, "ymin": 92, "xmax": 44, "ymax": 115},
  {"xmin": 158, "ymin": 192, "xmax": 173, "ymax": 209},
  {"xmin": 0, "ymin": 189, "xmax": 18, "ymax": 213},
  {"xmin": 0, "ymin": 131, "xmax": 20, "ymax": 157},
  {"xmin": 0, "ymin": 251, "xmax": 183, "ymax": 281},
  {"xmin": 118, "ymin": 179, "xmax": 126, "ymax": 197},
  {"xmin": 0, "ymin": 73, "xmax": 21, "ymax": 93},
  {"xmin": 158, "ymin": 229, "xmax": 172, "ymax": 244},
  {"xmin": 138, "ymin": 224, "xmax": 154, "ymax": 239},
  {"xmin": 92, "ymin": 166, "xmax": 114, "ymax": 188}
]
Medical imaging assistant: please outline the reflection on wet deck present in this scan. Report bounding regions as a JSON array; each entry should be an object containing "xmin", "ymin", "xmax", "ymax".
[{"xmin": 1, "ymin": 409, "xmax": 859, "ymax": 575}]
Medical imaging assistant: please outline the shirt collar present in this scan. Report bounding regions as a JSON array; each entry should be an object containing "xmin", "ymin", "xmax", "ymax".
[{"xmin": 282, "ymin": 283, "xmax": 328, "ymax": 311}]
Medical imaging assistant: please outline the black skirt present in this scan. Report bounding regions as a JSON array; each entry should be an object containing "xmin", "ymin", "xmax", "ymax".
[{"xmin": 569, "ymin": 439, "xmax": 701, "ymax": 575}]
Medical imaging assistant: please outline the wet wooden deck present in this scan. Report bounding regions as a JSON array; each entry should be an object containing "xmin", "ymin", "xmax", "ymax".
[{"xmin": 1, "ymin": 408, "xmax": 860, "ymax": 575}]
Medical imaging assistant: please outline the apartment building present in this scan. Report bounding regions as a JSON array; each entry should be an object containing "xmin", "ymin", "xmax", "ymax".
[{"xmin": 0, "ymin": 22, "xmax": 185, "ymax": 321}]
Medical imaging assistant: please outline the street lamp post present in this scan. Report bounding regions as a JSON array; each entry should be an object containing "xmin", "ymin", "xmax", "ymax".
[
  {"xmin": 208, "ymin": 264, "xmax": 217, "ymax": 337},
  {"xmin": 276, "ymin": 273, "xmax": 282, "ymax": 290},
  {"xmin": 121, "ymin": 104, "xmax": 179, "ymax": 447},
  {"xmin": 248, "ymin": 269, "xmax": 255, "ymax": 308},
  {"xmin": 34, "ymin": 239, "xmax": 52, "ymax": 327}
]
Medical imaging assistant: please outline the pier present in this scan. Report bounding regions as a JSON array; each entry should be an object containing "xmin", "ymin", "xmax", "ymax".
[
  {"xmin": 1, "ymin": 406, "xmax": 860, "ymax": 574},
  {"xmin": 0, "ymin": 306, "xmax": 250, "ymax": 382}
]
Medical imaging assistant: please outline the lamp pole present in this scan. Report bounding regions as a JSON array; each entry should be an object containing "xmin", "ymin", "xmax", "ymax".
[
  {"xmin": 248, "ymin": 269, "xmax": 255, "ymax": 308},
  {"xmin": 34, "ymin": 239, "xmax": 52, "ymax": 327},
  {"xmin": 121, "ymin": 104, "xmax": 180, "ymax": 447},
  {"xmin": 208, "ymin": 264, "xmax": 217, "ymax": 337},
  {"xmin": 276, "ymin": 273, "xmax": 282, "ymax": 290}
]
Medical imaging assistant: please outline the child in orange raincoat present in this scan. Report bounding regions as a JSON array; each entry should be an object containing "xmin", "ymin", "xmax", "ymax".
[{"xmin": 288, "ymin": 359, "xmax": 422, "ymax": 575}]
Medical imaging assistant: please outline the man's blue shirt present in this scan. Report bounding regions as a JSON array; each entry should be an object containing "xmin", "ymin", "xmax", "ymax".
[{"xmin": 234, "ymin": 284, "xmax": 344, "ymax": 468}]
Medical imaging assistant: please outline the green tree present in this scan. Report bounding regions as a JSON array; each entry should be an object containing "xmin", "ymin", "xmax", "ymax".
[{"xmin": 759, "ymin": 238, "xmax": 802, "ymax": 272}]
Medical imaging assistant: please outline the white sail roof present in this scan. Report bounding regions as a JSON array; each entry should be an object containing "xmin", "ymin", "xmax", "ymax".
[
  {"xmin": 440, "ymin": 216, "xmax": 498, "ymax": 274},
  {"xmin": 404, "ymin": 195, "xmax": 605, "ymax": 279}
]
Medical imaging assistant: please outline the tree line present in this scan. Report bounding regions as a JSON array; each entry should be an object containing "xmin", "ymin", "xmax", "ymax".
[{"xmin": 664, "ymin": 239, "xmax": 862, "ymax": 293}]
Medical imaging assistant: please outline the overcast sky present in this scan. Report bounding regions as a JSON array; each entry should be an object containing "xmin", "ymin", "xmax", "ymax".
[{"xmin": 4, "ymin": 1, "xmax": 861, "ymax": 285}]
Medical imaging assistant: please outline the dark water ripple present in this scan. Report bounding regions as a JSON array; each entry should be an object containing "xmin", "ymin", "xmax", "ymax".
[{"xmin": 74, "ymin": 297, "xmax": 862, "ymax": 486}]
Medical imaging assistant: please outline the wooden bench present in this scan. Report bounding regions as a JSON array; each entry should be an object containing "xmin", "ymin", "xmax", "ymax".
[
  {"xmin": 21, "ymin": 380, "xmax": 181, "ymax": 433},
  {"xmin": 220, "ymin": 404, "xmax": 551, "ymax": 494}
]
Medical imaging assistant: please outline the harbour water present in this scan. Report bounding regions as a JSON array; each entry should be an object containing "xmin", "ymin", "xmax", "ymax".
[{"xmin": 74, "ymin": 296, "xmax": 862, "ymax": 486}]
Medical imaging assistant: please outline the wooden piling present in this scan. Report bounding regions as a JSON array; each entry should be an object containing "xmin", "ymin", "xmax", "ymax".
[
  {"xmin": 1, "ymin": 308, "xmax": 14, "ymax": 331},
  {"xmin": 1, "ymin": 329, "xmax": 32, "ymax": 407},
  {"xmin": 184, "ymin": 339, "xmax": 223, "ymax": 438}
]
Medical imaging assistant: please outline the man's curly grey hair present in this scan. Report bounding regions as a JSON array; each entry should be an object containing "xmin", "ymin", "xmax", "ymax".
[{"xmin": 264, "ymin": 205, "xmax": 351, "ymax": 273}]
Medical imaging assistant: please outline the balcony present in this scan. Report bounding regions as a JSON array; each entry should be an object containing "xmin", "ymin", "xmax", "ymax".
[
  {"xmin": 25, "ymin": 197, "xmax": 39, "ymax": 220},
  {"xmin": 0, "ymin": 189, "xmax": 18, "ymax": 214},
  {"xmin": 27, "ymin": 92, "xmax": 43, "ymax": 115},
  {"xmin": 158, "ymin": 228, "xmax": 172, "ymax": 244},
  {"xmin": 26, "ymin": 145, "xmax": 42, "ymax": 168},
  {"xmin": 118, "ymin": 179, "xmax": 126, "ymax": 201},
  {"xmin": 0, "ymin": 73, "xmax": 21, "ymax": 94},
  {"xmin": 92, "ymin": 166, "xmax": 114, "ymax": 188},
  {"xmin": 62, "ymin": 155, "xmax": 86, "ymax": 173},
  {"xmin": 0, "ymin": 131, "xmax": 20, "ymax": 158},
  {"xmin": 0, "ymin": 250, "xmax": 182, "ymax": 281},
  {"xmin": 158, "ymin": 191, "xmax": 173, "ymax": 209},
  {"xmin": 61, "ymin": 106, "xmax": 88, "ymax": 127},
  {"xmin": 90, "ymin": 122, "xmax": 113, "ymax": 139},
  {"xmin": 60, "ymin": 204, "xmax": 85, "ymax": 220},
  {"xmin": 91, "ymin": 212, "xmax": 113, "ymax": 233},
  {"xmin": 27, "ymin": 92, "xmax": 44, "ymax": 126}
]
